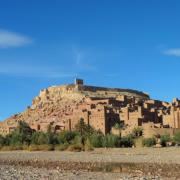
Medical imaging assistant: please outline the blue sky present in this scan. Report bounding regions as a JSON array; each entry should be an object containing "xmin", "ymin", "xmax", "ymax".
[{"xmin": 1, "ymin": 0, "xmax": 180, "ymax": 120}]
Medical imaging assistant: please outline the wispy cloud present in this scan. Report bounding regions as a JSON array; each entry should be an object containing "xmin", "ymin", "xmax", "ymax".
[
  {"xmin": 0, "ymin": 63, "xmax": 74, "ymax": 78},
  {"xmin": 163, "ymin": 48, "xmax": 180, "ymax": 57},
  {"xmin": 0, "ymin": 29, "xmax": 32, "ymax": 48},
  {"xmin": 72, "ymin": 46, "xmax": 97, "ymax": 71}
]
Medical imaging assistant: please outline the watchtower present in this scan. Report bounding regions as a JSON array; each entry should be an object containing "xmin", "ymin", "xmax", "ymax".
[{"xmin": 74, "ymin": 78, "xmax": 84, "ymax": 85}]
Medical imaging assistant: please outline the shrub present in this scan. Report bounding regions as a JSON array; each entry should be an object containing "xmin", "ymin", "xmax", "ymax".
[
  {"xmin": 173, "ymin": 132, "xmax": 180, "ymax": 145},
  {"xmin": 119, "ymin": 135, "xmax": 134, "ymax": 147},
  {"xmin": 89, "ymin": 133, "xmax": 104, "ymax": 148},
  {"xmin": 5, "ymin": 121, "xmax": 34, "ymax": 146},
  {"xmin": 46, "ymin": 124, "xmax": 58, "ymax": 144},
  {"xmin": 102, "ymin": 134, "xmax": 120, "ymax": 148},
  {"xmin": 3, "ymin": 134, "xmax": 11, "ymax": 146},
  {"xmin": 57, "ymin": 131, "xmax": 78, "ymax": 144},
  {"xmin": 31, "ymin": 132, "xmax": 49, "ymax": 145},
  {"xmin": 142, "ymin": 137, "xmax": 156, "ymax": 147},
  {"xmin": 55, "ymin": 143, "xmax": 69, "ymax": 151},
  {"xmin": 160, "ymin": 134, "xmax": 171, "ymax": 147},
  {"xmin": 9, "ymin": 132, "xmax": 24, "ymax": 146},
  {"xmin": 0, "ymin": 135, "xmax": 5, "ymax": 146},
  {"xmin": 72, "ymin": 135, "xmax": 83, "ymax": 144}
]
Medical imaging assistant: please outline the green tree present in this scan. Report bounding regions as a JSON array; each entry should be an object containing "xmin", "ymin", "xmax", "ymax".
[
  {"xmin": 75, "ymin": 118, "xmax": 95, "ymax": 137},
  {"xmin": 75, "ymin": 118, "xmax": 86, "ymax": 136},
  {"xmin": 9, "ymin": 121, "xmax": 34, "ymax": 145}
]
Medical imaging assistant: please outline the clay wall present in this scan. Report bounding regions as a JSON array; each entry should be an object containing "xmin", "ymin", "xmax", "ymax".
[{"xmin": 143, "ymin": 127, "xmax": 180, "ymax": 138}]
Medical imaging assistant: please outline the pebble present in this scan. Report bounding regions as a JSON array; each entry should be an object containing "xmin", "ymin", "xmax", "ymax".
[{"xmin": 0, "ymin": 165, "xmax": 162, "ymax": 180}]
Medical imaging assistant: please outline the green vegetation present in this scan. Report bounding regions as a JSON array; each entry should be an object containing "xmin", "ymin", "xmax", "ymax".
[
  {"xmin": 160, "ymin": 134, "xmax": 171, "ymax": 147},
  {"xmin": 0, "ymin": 120, "xmax": 135, "ymax": 151},
  {"xmin": 132, "ymin": 127, "xmax": 143, "ymax": 137},
  {"xmin": 1, "ymin": 120, "xmax": 180, "ymax": 151},
  {"xmin": 8, "ymin": 119, "xmax": 180, "ymax": 151},
  {"xmin": 142, "ymin": 137, "xmax": 156, "ymax": 147},
  {"xmin": 113, "ymin": 123, "xmax": 123, "ymax": 129},
  {"xmin": 119, "ymin": 135, "xmax": 134, "ymax": 147},
  {"xmin": 173, "ymin": 132, "xmax": 180, "ymax": 145},
  {"xmin": 89, "ymin": 133, "xmax": 104, "ymax": 147},
  {"xmin": 57, "ymin": 131, "xmax": 78, "ymax": 144},
  {"xmin": 102, "ymin": 134, "xmax": 119, "ymax": 147}
]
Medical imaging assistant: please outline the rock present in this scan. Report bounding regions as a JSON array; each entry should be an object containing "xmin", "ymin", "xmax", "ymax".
[{"xmin": 155, "ymin": 144, "xmax": 162, "ymax": 148}]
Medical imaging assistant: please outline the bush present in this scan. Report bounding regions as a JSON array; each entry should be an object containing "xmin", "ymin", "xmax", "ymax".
[
  {"xmin": 102, "ymin": 134, "xmax": 120, "ymax": 148},
  {"xmin": 173, "ymin": 132, "xmax": 180, "ymax": 145},
  {"xmin": 11, "ymin": 121, "xmax": 34, "ymax": 145},
  {"xmin": 89, "ymin": 133, "xmax": 104, "ymax": 148},
  {"xmin": 160, "ymin": 134, "xmax": 171, "ymax": 147},
  {"xmin": 55, "ymin": 143, "xmax": 69, "ymax": 151},
  {"xmin": 0, "ymin": 135, "xmax": 5, "ymax": 146},
  {"xmin": 119, "ymin": 135, "xmax": 134, "ymax": 147},
  {"xmin": 3, "ymin": 121, "xmax": 34, "ymax": 146},
  {"xmin": 3, "ymin": 135, "xmax": 11, "ymax": 146},
  {"xmin": 142, "ymin": 137, "xmax": 156, "ymax": 147},
  {"xmin": 31, "ymin": 132, "xmax": 49, "ymax": 145},
  {"xmin": 57, "ymin": 131, "xmax": 78, "ymax": 144}
]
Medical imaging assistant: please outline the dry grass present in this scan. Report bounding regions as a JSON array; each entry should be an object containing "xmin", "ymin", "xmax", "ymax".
[{"xmin": 28, "ymin": 144, "xmax": 54, "ymax": 151}]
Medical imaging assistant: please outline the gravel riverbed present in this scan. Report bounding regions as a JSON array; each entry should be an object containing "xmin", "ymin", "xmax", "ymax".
[{"xmin": 0, "ymin": 147, "xmax": 179, "ymax": 180}]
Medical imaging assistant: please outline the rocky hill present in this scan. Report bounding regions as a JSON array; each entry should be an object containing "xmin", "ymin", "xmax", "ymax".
[{"xmin": 0, "ymin": 79, "xmax": 149, "ymax": 135}]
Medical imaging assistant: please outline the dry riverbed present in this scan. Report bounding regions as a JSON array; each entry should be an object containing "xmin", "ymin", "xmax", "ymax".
[{"xmin": 0, "ymin": 147, "xmax": 179, "ymax": 179}]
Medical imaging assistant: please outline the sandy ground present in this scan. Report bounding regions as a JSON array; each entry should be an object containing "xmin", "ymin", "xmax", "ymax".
[
  {"xmin": 0, "ymin": 147, "xmax": 179, "ymax": 179},
  {"xmin": 0, "ymin": 147, "xmax": 180, "ymax": 164}
]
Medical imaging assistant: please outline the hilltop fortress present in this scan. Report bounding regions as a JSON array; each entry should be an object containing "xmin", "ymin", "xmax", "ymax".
[{"xmin": 0, "ymin": 79, "xmax": 180, "ymax": 137}]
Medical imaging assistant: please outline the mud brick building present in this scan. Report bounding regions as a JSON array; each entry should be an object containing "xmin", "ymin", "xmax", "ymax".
[{"xmin": 0, "ymin": 79, "xmax": 180, "ymax": 137}]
